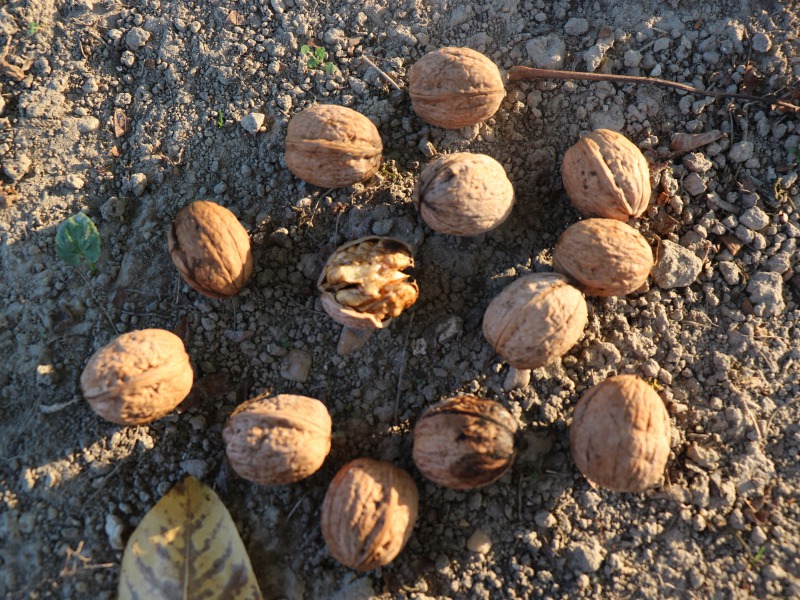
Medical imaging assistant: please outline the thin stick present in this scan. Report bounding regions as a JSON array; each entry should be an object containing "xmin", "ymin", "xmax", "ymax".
[
  {"xmin": 507, "ymin": 66, "xmax": 800, "ymax": 113},
  {"xmin": 360, "ymin": 55, "xmax": 402, "ymax": 91}
]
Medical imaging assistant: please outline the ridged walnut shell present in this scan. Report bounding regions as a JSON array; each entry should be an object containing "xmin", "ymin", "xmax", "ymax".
[
  {"xmin": 561, "ymin": 129, "xmax": 651, "ymax": 221},
  {"xmin": 553, "ymin": 218, "xmax": 654, "ymax": 296},
  {"xmin": 413, "ymin": 395, "xmax": 518, "ymax": 489},
  {"xmin": 409, "ymin": 47, "xmax": 505, "ymax": 129},
  {"xmin": 570, "ymin": 375, "xmax": 671, "ymax": 492},
  {"xmin": 80, "ymin": 329, "xmax": 193, "ymax": 425},
  {"xmin": 168, "ymin": 200, "xmax": 253, "ymax": 298},
  {"xmin": 284, "ymin": 104, "xmax": 383, "ymax": 188},
  {"xmin": 317, "ymin": 236, "xmax": 419, "ymax": 330},
  {"xmin": 321, "ymin": 458, "xmax": 419, "ymax": 571},
  {"xmin": 483, "ymin": 273, "xmax": 588, "ymax": 370},
  {"xmin": 222, "ymin": 393, "xmax": 332, "ymax": 485},
  {"xmin": 413, "ymin": 152, "xmax": 515, "ymax": 236}
]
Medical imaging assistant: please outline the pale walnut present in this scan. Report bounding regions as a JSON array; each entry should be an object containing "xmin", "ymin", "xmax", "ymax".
[
  {"xmin": 413, "ymin": 395, "xmax": 518, "ymax": 489},
  {"xmin": 223, "ymin": 393, "xmax": 332, "ymax": 485},
  {"xmin": 552, "ymin": 218, "xmax": 654, "ymax": 296},
  {"xmin": 168, "ymin": 200, "xmax": 253, "ymax": 298},
  {"xmin": 80, "ymin": 329, "xmax": 194, "ymax": 425},
  {"xmin": 408, "ymin": 47, "xmax": 505, "ymax": 129},
  {"xmin": 483, "ymin": 273, "xmax": 587, "ymax": 370},
  {"xmin": 561, "ymin": 129, "xmax": 651, "ymax": 221},
  {"xmin": 317, "ymin": 236, "xmax": 418, "ymax": 330},
  {"xmin": 570, "ymin": 375, "xmax": 671, "ymax": 492},
  {"xmin": 284, "ymin": 104, "xmax": 383, "ymax": 188},
  {"xmin": 321, "ymin": 458, "xmax": 418, "ymax": 571},
  {"xmin": 413, "ymin": 152, "xmax": 515, "ymax": 236}
]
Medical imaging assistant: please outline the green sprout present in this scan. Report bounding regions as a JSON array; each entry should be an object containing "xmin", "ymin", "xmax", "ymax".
[
  {"xmin": 55, "ymin": 213, "xmax": 101, "ymax": 268},
  {"xmin": 300, "ymin": 44, "xmax": 335, "ymax": 74},
  {"xmin": 216, "ymin": 109, "xmax": 224, "ymax": 128},
  {"xmin": 27, "ymin": 22, "xmax": 40, "ymax": 36},
  {"xmin": 752, "ymin": 544, "xmax": 767, "ymax": 563}
]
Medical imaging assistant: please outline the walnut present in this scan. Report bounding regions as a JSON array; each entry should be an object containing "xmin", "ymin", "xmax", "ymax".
[
  {"xmin": 561, "ymin": 129, "xmax": 651, "ymax": 221},
  {"xmin": 413, "ymin": 395, "xmax": 518, "ymax": 489},
  {"xmin": 222, "ymin": 393, "xmax": 332, "ymax": 485},
  {"xmin": 408, "ymin": 47, "xmax": 505, "ymax": 129},
  {"xmin": 321, "ymin": 458, "xmax": 418, "ymax": 571},
  {"xmin": 483, "ymin": 273, "xmax": 587, "ymax": 370},
  {"xmin": 284, "ymin": 104, "xmax": 383, "ymax": 188},
  {"xmin": 317, "ymin": 236, "xmax": 419, "ymax": 330},
  {"xmin": 168, "ymin": 200, "xmax": 253, "ymax": 298},
  {"xmin": 412, "ymin": 152, "xmax": 515, "ymax": 236},
  {"xmin": 552, "ymin": 218, "xmax": 654, "ymax": 296},
  {"xmin": 570, "ymin": 375, "xmax": 671, "ymax": 492},
  {"xmin": 80, "ymin": 329, "xmax": 194, "ymax": 425}
]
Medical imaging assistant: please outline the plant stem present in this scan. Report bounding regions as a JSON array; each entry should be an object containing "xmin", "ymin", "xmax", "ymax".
[{"xmin": 507, "ymin": 66, "xmax": 800, "ymax": 113}]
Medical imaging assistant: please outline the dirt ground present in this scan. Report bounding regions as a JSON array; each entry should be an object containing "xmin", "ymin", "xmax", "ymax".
[{"xmin": 1, "ymin": 0, "xmax": 799, "ymax": 598}]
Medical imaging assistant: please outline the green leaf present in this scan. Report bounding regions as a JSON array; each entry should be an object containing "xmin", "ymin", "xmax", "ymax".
[
  {"xmin": 307, "ymin": 57, "xmax": 319, "ymax": 68},
  {"xmin": 300, "ymin": 44, "xmax": 311, "ymax": 55},
  {"xmin": 323, "ymin": 62, "xmax": 335, "ymax": 75},
  {"xmin": 119, "ymin": 476, "xmax": 263, "ymax": 600},
  {"xmin": 314, "ymin": 47, "xmax": 326, "ymax": 60},
  {"xmin": 55, "ymin": 213, "xmax": 100, "ymax": 267}
]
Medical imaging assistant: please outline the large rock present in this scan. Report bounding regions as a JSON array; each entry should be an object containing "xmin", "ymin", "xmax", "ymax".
[{"xmin": 651, "ymin": 240, "xmax": 703, "ymax": 289}]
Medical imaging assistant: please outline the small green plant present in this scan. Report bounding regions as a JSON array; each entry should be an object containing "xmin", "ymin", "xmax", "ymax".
[
  {"xmin": 216, "ymin": 109, "xmax": 224, "ymax": 128},
  {"xmin": 56, "ymin": 213, "xmax": 101, "ymax": 268},
  {"xmin": 788, "ymin": 146, "xmax": 799, "ymax": 164},
  {"xmin": 27, "ymin": 22, "xmax": 40, "ymax": 36},
  {"xmin": 752, "ymin": 544, "xmax": 767, "ymax": 563},
  {"xmin": 300, "ymin": 44, "xmax": 335, "ymax": 74}
]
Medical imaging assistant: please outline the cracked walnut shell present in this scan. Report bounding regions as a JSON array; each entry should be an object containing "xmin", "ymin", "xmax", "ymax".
[
  {"xmin": 570, "ymin": 375, "xmax": 671, "ymax": 492},
  {"xmin": 483, "ymin": 273, "xmax": 587, "ymax": 370},
  {"xmin": 284, "ymin": 104, "xmax": 383, "ymax": 188},
  {"xmin": 413, "ymin": 152, "xmax": 515, "ymax": 236},
  {"xmin": 553, "ymin": 218, "xmax": 654, "ymax": 296},
  {"xmin": 223, "ymin": 393, "xmax": 332, "ymax": 485},
  {"xmin": 409, "ymin": 47, "xmax": 505, "ymax": 129},
  {"xmin": 561, "ymin": 129, "xmax": 651, "ymax": 221},
  {"xmin": 413, "ymin": 395, "xmax": 518, "ymax": 489},
  {"xmin": 80, "ymin": 329, "xmax": 194, "ymax": 425},
  {"xmin": 317, "ymin": 236, "xmax": 418, "ymax": 330},
  {"xmin": 321, "ymin": 458, "xmax": 418, "ymax": 571},
  {"xmin": 168, "ymin": 200, "xmax": 253, "ymax": 298}
]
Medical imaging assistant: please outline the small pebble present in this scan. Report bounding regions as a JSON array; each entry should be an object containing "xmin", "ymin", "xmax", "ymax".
[
  {"xmin": 105, "ymin": 514, "xmax": 125, "ymax": 550},
  {"xmin": 747, "ymin": 272, "xmax": 786, "ymax": 317},
  {"xmin": 739, "ymin": 206, "xmax": 769, "ymax": 230},
  {"xmin": 682, "ymin": 173, "xmax": 706, "ymax": 196},
  {"xmin": 466, "ymin": 528, "xmax": 492, "ymax": 554},
  {"xmin": 564, "ymin": 17, "xmax": 589, "ymax": 36},
  {"xmin": 281, "ymin": 348, "xmax": 311, "ymax": 382},
  {"xmin": 125, "ymin": 27, "xmax": 150, "ymax": 50},
  {"xmin": 751, "ymin": 32, "xmax": 772, "ymax": 53},
  {"xmin": 729, "ymin": 141, "xmax": 754, "ymax": 163},
  {"xmin": 240, "ymin": 112, "xmax": 265, "ymax": 134},
  {"xmin": 652, "ymin": 240, "xmax": 703, "ymax": 289}
]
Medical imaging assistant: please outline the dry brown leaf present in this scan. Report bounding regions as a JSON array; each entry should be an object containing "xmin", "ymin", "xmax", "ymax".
[
  {"xmin": 114, "ymin": 109, "xmax": 128, "ymax": 138},
  {"xmin": 118, "ymin": 476, "xmax": 262, "ymax": 600},
  {"xmin": 227, "ymin": 10, "xmax": 244, "ymax": 25}
]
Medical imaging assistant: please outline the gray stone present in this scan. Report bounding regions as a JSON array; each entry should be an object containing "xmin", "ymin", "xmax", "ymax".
[
  {"xmin": 3, "ymin": 154, "xmax": 32, "ymax": 182},
  {"xmin": 682, "ymin": 173, "xmax": 706, "ymax": 196},
  {"xmin": 281, "ymin": 348, "xmax": 311, "ymax": 382},
  {"xmin": 240, "ymin": 112, "xmax": 265, "ymax": 134},
  {"xmin": 729, "ymin": 141, "xmax": 754, "ymax": 163},
  {"xmin": 525, "ymin": 34, "xmax": 567, "ymax": 69},
  {"xmin": 747, "ymin": 272, "xmax": 785, "ymax": 317},
  {"xmin": 735, "ymin": 224, "xmax": 754, "ymax": 243},
  {"xmin": 652, "ymin": 240, "xmax": 703, "ymax": 289},
  {"xmin": 570, "ymin": 540, "xmax": 605, "ymax": 573},
  {"xmin": 623, "ymin": 50, "xmax": 642, "ymax": 67},
  {"xmin": 718, "ymin": 261, "xmax": 741, "ymax": 285},
  {"xmin": 739, "ymin": 206, "xmax": 769, "ymax": 230},
  {"xmin": 751, "ymin": 32, "xmax": 772, "ymax": 53},
  {"xmin": 564, "ymin": 17, "xmax": 589, "ymax": 36},
  {"xmin": 125, "ymin": 27, "xmax": 150, "ymax": 50},
  {"xmin": 105, "ymin": 514, "xmax": 125, "ymax": 550},
  {"xmin": 120, "ymin": 51, "xmax": 135, "ymax": 67},
  {"xmin": 682, "ymin": 152, "xmax": 713, "ymax": 173}
]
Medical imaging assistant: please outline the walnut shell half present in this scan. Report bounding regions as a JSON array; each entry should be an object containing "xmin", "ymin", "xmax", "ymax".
[
  {"xmin": 284, "ymin": 104, "xmax": 383, "ymax": 188},
  {"xmin": 80, "ymin": 329, "xmax": 194, "ymax": 425},
  {"xmin": 553, "ymin": 218, "xmax": 654, "ymax": 296},
  {"xmin": 413, "ymin": 152, "xmax": 515, "ymax": 236},
  {"xmin": 570, "ymin": 375, "xmax": 671, "ymax": 492},
  {"xmin": 483, "ymin": 273, "xmax": 588, "ymax": 370},
  {"xmin": 561, "ymin": 129, "xmax": 651, "ymax": 221},
  {"xmin": 409, "ymin": 47, "xmax": 505, "ymax": 129},
  {"xmin": 321, "ymin": 458, "xmax": 418, "ymax": 571},
  {"xmin": 223, "ymin": 393, "xmax": 332, "ymax": 485},
  {"xmin": 168, "ymin": 200, "xmax": 253, "ymax": 298},
  {"xmin": 317, "ymin": 236, "xmax": 419, "ymax": 330},
  {"xmin": 413, "ymin": 395, "xmax": 518, "ymax": 489}
]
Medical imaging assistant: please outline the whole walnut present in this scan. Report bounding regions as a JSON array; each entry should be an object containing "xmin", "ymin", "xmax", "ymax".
[
  {"xmin": 570, "ymin": 375, "xmax": 671, "ymax": 492},
  {"xmin": 321, "ymin": 458, "xmax": 418, "ymax": 571},
  {"xmin": 483, "ymin": 273, "xmax": 587, "ymax": 370},
  {"xmin": 413, "ymin": 395, "xmax": 518, "ymax": 489},
  {"xmin": 284, "ymin": 104, "xmax": 383, "ymax": 188},
  {"xmin": 553, "ymin": 218, "xmax": 654, "ymax": 296},
  {"xmin": 317, "ymin": 236, "xmax": 418, "ymax": 330},
  {"xmin": 561, "ymin": 129, "xmax": 651, "ymax": 221},
  {"xmin": 222, "ymin": 393, "xmax": 332, "ymax": 485},
  {"xmin": 408, "ymin": 47, "xmax": 505, "ymax": 129},
  {"xmin": 168, "ymin": 200, "xmax": 253, "ymax": 298},
  {"xmin": 412, "ymin": 152, "xmax": 515, "ymax": 236},
  {"xmin": 80, "ymin": 329, "xmax": 194, "ymax": 425}
]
